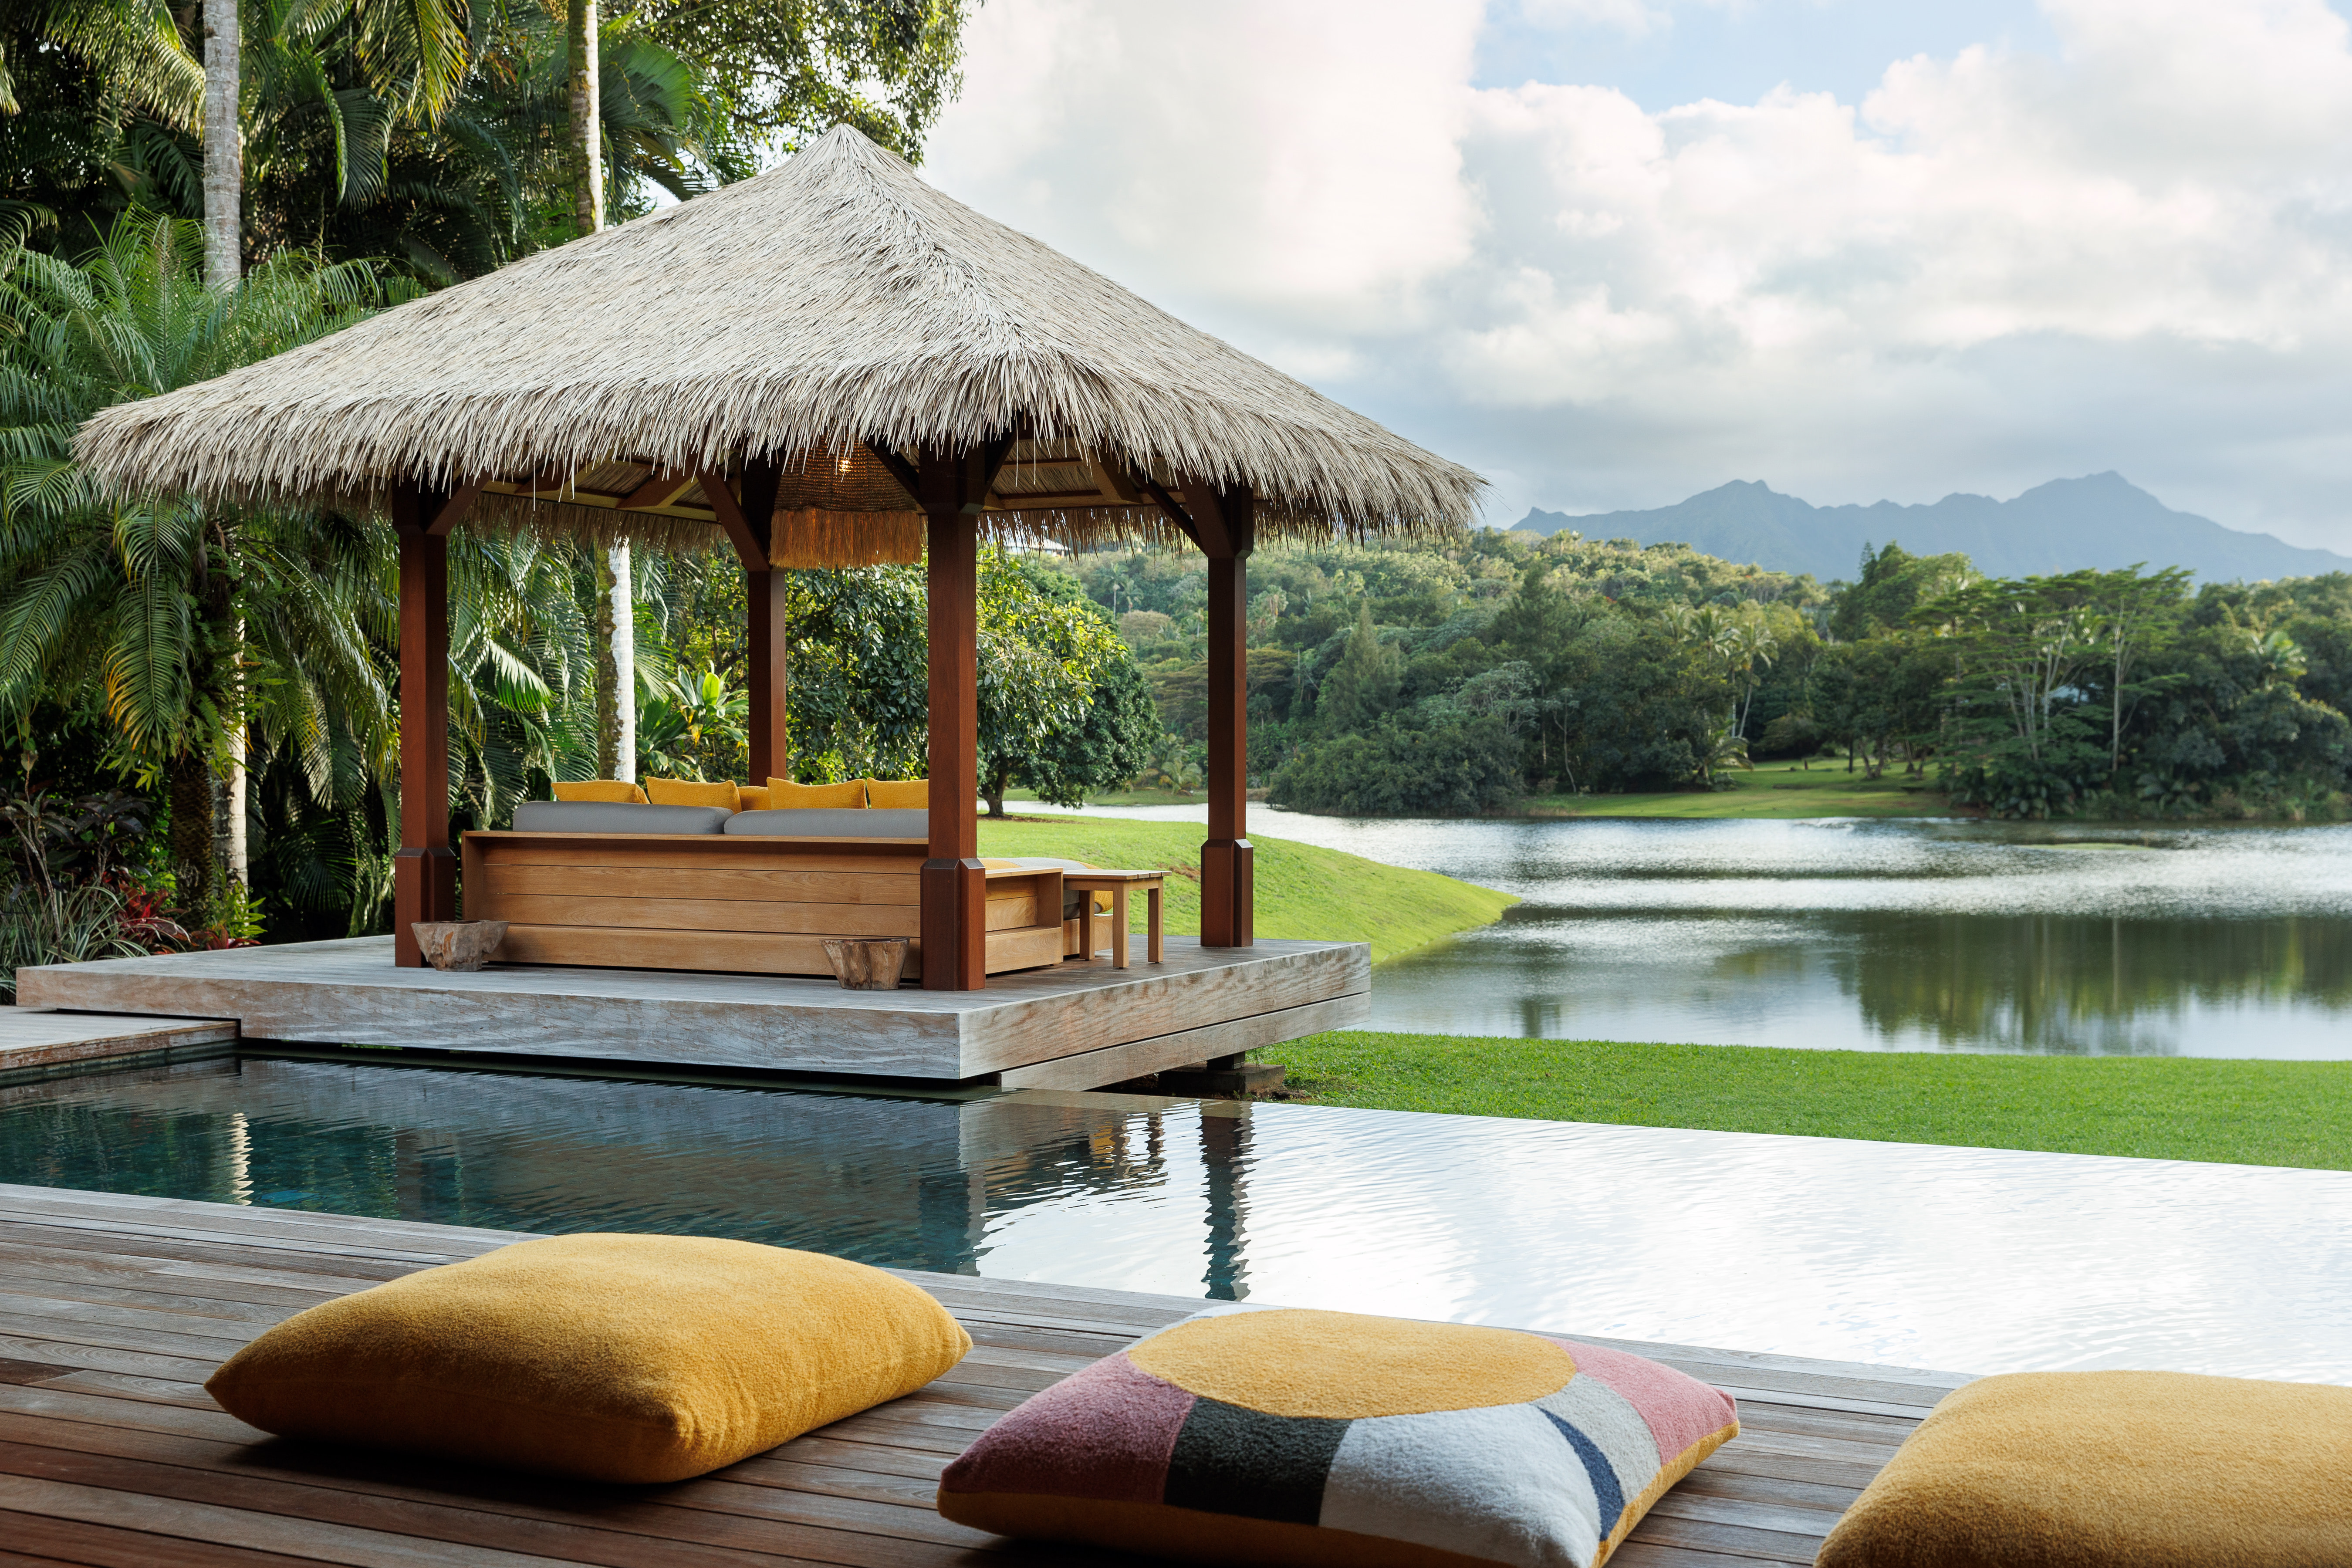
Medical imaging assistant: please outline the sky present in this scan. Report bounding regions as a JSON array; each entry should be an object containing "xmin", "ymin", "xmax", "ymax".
[{"xmin": 919, "ymin": 0, "xmax": 2352, "ymax": 551}]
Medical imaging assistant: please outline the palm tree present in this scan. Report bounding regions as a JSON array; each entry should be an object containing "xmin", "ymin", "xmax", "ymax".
[{"xmin": 0, "ymin": 214, "xmax": 383, "ymax": 919}]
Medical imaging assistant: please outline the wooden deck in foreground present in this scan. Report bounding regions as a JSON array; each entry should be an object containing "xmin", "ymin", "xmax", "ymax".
[
  {"xmin": 0, "ymin": 1184, "xmax": 1968, "ymax": 1567},
  {"xmin": 16, "ymin": 935, "xmax": 1370, "ymax": 1089}
]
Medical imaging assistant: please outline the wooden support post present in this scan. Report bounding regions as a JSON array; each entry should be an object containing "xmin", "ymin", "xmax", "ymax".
[
  {"xmin": 919, "ymin": 449, "xmax": 987, "ymax": 990},
  {"xmin": 1189, "ymin": 480, "xmax": 1255, "ymax": 947},
  {"xmin": 390, "ymin": 481, "xmax": 465, "ymax": 966},
  {"xmin": 702, "ymin": 460, "xmax": 788, "ymax": 783}
]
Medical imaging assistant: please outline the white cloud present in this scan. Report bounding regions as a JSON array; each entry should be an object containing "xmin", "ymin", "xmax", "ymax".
[{"xmin": 925, "ymin": 0, "xmax": 2352, "ymax": 552}]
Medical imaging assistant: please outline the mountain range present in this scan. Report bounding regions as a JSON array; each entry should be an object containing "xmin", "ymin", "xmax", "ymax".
[{"xmin": 1508, "ymin": 473, "xmax": 2352, "ymax": 583}]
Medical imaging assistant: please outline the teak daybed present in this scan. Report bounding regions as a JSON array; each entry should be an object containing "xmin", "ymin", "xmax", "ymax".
[{"xmin": 463, "ymin": 803, "xmax": 1068, "ymax": 980}]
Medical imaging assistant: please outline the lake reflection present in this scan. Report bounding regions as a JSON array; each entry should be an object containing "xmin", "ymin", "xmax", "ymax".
[
  {"xmin": 1328, "ymin": 818, "xmax": 2352, "ymax": 1057},
  {"xmin": 1045, "ymin": 806, "xmax": 2352, "ymax": 1058}
]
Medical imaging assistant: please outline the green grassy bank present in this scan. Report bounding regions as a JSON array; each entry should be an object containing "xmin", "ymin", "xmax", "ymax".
[
  {"xmin": 1519, "ymin": 758, "xmax": 1952, "ymax": 819},
  {"xmin": 1262, "ymin": 1032, "xmax": 2352, "ymax": 1170},
  {"xmin": 974, "ymin": 818, "xmax": 1514, "ymax": 963},
  {"xmin": 1013, "ymin": 760, "xmax": 1950, "ymax": 820}
]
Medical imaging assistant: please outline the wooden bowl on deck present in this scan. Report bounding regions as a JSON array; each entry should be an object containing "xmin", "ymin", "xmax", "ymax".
[{"xmin": 412, "ymin": 920, "xmax": 509, "ymax": 972}]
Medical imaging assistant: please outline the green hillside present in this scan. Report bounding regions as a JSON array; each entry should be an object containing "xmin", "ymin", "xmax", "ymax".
[{"xmin": 974, "ymin": 817, "xmax": 1514, "ymax": 963}]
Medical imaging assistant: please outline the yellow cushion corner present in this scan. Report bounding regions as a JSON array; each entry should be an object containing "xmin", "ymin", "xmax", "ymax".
[
  {"xmin": 1817, "ymin": 1370, "xmax": 2352, "ymax": 1568},
  {"xmin": 862, "ymin": 778, "xmax": 929, "ymax": 810},
  {"xmin": 767, "ymin": 777, "xmax": 868, "ymax": 810},
  {"xmin": 644, "ymin": 777, "xmax": 741, "ymax": 812},
  {"xmin": 551, "ymin": 779, "xmax": 649, "ymax": 804},
  {"xmin": 204, "ymin": 1233, "xmax": 971, "ymax": 1484},
  {"xmin": 737, "ymin": 785, "xmax": 771, "ymax": 811}
]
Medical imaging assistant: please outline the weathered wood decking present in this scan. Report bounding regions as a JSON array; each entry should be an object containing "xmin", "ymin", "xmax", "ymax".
[
  {"xmin": 0, "ymin": 1183, "xmax": 1966, "ymax": 1566},
  {"xmin": 15, "ymin": 935, "xmax": 1370, "ymax": 1089}
]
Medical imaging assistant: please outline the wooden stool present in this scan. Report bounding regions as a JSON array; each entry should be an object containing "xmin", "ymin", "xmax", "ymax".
[{"xmin": 1063, "ymin": 871, "xmax": 1165, "ymax": 969}]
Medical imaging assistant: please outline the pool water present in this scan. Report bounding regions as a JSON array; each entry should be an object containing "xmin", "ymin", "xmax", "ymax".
[{"xmin": 23, "ymin": 1054, "xmax": 2352, "ymax": 1382}]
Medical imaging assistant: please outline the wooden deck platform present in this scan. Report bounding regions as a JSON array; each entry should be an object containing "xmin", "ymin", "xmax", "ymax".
[
  {"xmin": 14, "ymin": 935, "xmax": 1369, "ymax": 1089},
  {"xmin": 0, "ymin": 1183, "xmax": 1966, "ymax": 1567}
]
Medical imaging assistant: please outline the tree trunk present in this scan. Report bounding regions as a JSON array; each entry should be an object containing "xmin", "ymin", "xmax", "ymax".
[
  {"xmin": 984, "ymin": 764, "xmax": 1007, "ymax": 818},
  {"xmin": 202, "ymin": 0, "xmax": 240, "ymax": 287},
  {"xmin": 566, "ymin": 0, "xmax": 603, "ymax": 238},
  {"xmin": 592, "ymin": 551, "xmax": 619, "ymax": 778},
  {"xmin": 224, "ymin": 615, "xmax": 247, "ymax": 886},
  {"xmin": 607, "ymin": 543, "xmax": 634, "ymax": 780}
]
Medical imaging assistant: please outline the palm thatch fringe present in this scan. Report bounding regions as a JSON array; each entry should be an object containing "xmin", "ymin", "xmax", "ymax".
[
  {"xmin": 772, "ymin": 510, "xmax": 924, "ymax": 568},
  {"xmin": 77, "ymin": 126, "xmax": 1484, "ymax": 540}
]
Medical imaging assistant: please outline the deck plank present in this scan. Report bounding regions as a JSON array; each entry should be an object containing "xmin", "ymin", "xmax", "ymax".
[{"xmin": 0, "ymin": 1189, "xmax": 1959, "ymax": 1567}]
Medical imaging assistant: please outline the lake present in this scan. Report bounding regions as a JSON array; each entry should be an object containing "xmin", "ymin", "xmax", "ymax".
[{"xmin": 1041, "ymin": 804, "xmax": 2352, "ymax": 1058}]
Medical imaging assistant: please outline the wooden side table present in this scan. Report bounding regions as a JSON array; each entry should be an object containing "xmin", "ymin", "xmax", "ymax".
[{"xmin": 1062, "ymin": 871, "xmax": 1165, "ymax": 969}]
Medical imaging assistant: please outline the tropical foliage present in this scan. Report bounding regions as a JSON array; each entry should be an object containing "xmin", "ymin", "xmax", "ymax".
[
  {"xmin": 1, "ymin": 0, "xmax": 982, "ymax": 950},
  {"xmin": 1071, "ymin": 530, "xmax": 2352, "ymax": 821},
  {"xmin": 5, "ymin": 0, "xmax": 969, "ymax": 276}
]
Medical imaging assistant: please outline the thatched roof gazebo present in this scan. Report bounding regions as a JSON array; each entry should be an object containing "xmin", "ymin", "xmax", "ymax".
[{"xmin": 78, "ymin": 125, "xmax": 1485, "ymax": 988}]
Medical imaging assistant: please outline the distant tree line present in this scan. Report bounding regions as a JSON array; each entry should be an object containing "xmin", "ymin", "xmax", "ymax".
[{"xmin": 1069, "ymin": 531, "xmax": 2352, "ymax": 822}]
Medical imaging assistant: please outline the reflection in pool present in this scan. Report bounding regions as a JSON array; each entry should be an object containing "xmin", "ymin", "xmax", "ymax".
[{"xmin": 20, "ymin": 1054, "xmax": 2352, "ymax": 1382}]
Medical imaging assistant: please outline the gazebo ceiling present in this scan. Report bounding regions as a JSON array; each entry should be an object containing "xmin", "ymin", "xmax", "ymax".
[
  {"xmin": 76, "ymin": 125, "xmax": 1485, "ymax": 553},
  {"xmin": 465, "ymin": 434, "xmax": 1204, "ymax": 565}
]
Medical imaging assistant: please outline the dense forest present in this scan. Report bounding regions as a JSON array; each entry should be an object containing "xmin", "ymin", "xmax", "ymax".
[{"xmin": 1070, "ymin": 531, "xmax": 2352, "ymax": 824}]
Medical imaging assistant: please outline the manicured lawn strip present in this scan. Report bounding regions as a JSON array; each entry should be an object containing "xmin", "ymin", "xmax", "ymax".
[
  {"xmin": 1263, "ymin": 1031, "xmax": 2352, "ymax": 1169},
  {"xmin": 1521, "ymin": 758, "xmax": 1953, "ymax": 819},
  {"xmin": 974, "ymin": 818, "xmax": 1515, "ymax": 963}
]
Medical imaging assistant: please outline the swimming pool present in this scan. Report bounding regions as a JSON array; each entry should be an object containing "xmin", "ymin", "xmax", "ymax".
[{"xmin": 21, "ymin": 1052, "xmax": 2350, "ymax": 1382}]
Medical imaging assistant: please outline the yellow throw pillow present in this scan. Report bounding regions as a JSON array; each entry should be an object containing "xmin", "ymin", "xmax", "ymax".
[
  {"xmin": 1817, "ymin": 1370, "xmax": 2352, "ymax": 1568},
  {"xmin": 644, "ymin": 776, "xmax": 741, "ymax": 812},
  {"xmin": 551, "ymin": 779, "xmax": 647, "ymax": 804},
  {"xmin": 862, "ymin": 778, "xmax": 929, "ymax": 810},
  {"xmin": 205, "ymin": 1233, "xmax": 971, "ymax": 1484},
  {"xmin": 767, "ymin": 777, "xmax": 867, "ymax": 809},
  {"xmin": 737, "ymin": 785, "xmax": 771, "ymax": 811}
]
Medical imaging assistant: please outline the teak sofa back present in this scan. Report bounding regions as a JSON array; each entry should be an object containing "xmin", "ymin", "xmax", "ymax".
[{"xmin": 460, "ymin": 831, "xmax": 1067, "ymax": 980}]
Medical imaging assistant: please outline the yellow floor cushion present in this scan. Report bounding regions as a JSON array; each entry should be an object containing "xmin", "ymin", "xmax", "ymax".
[
  {"xmin": 737, "ymin": 785, "xmax": 770, "ymax": 811},
  {"xmin": 206, "ymin": 1233, "xmax": 971, "ymax": 1484},
  {"xmin": 1817, "ymin": 1370, "xmax": 2352, "ymax": 1567},
  {"xmin": 644, "ymin": 777, "xmax": 740, "ymax": 811},
  {"xmin": 767, "ymin": 777, "xmax": 867, "ymax": 809},
  {"xmin": 862, "ymin": 777, "xmax": 928, "ymax": 810},
  {"xmin": 551, "ymin": 780, "xmax": 647, "ymax": 804}
]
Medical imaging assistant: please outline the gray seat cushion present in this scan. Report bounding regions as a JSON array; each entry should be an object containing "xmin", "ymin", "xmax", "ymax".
[
  {"xmin": 723, "ymin": 808, "xmax": 930, "ymax": 838},
  {"xmin": 510, "ymin": 801, "xmax": 731, "ymax": 835}
]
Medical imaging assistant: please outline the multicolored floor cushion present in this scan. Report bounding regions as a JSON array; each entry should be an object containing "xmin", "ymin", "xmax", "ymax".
[
  {"xmin": 1817, "ymin": 1370, "xmax": 2352, "ymax": 1568},
  {"xmin": 936, "ymin": 1304, "xmax": 1738, "ymax": 1568}
]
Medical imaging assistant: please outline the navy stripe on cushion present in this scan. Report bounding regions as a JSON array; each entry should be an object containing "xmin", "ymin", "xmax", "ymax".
[{"xmin": 1546, "ymin": 1410, "xmax": 1627, "ymax": 1539}]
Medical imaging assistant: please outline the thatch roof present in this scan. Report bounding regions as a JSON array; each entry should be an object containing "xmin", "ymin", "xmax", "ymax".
[{"xmin": 74, "ymin": 125, "xmax": 1485, "ymax": 557}]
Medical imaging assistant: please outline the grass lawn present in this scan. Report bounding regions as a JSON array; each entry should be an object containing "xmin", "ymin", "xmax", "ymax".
[
  {"xmin": 1261, "ymin": 1031, "xmax": 2352, "ymax": 1170},
  {"xmin": 1000, "ymin": 785, "xmax": 1202, "ymax": 808},
  {"xmin": 1520, "ymin": 757, "xmax": 1954, "ymax": 819},
  {"xmin": 974, "ymin": 817, "xmax": 1515, "ymax": 963}
]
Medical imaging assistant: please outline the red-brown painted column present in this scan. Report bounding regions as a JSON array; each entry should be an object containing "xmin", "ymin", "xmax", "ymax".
[
  {"xmin": 738, "ymin": 460, "xmax": 789, "ymax": 784},
  {"xmin": 1191, "ymin": 481, "xmax": 1255, "ymax": 947},
  {"xmin": 391, "ymin": 482, "xmax": 456, "ymax": 965},
  {"xmin": 919, "ymin": 449, "xmax": 987, "ymax": 990}
]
